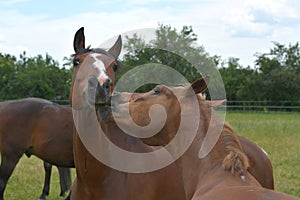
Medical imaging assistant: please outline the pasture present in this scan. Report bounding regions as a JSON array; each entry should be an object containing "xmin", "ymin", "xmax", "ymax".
[
  {"xmin": 227, "ymin": 112, "xmax": 300, "ymax": 198},
  {"xmin": 3, "ymin": 112, "xmax": 300, "ymax": 199}
]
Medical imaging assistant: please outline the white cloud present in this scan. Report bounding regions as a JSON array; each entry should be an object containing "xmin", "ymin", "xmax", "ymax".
[
  {"xmin": 0, "ymin": 0, "xmax": 30, "ymax": 5},
  {"xmin": 0, "ymin": 0, "xmax": 299, "ymax": 67}
]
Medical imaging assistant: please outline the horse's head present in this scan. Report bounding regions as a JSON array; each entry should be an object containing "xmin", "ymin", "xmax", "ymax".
[
  {"xmin": 111, "ymin": 76, "xmax": 209, "ymax": 146},
  {"xmin": 70, "ymin": 27, "xmax": 122, "ymax": 110}
]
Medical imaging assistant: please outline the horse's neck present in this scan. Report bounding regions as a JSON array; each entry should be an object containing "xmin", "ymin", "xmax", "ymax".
[
  {"xmin": 102, "ymin": 122, "xmax": 154, "ymax": 152},
  {"xmin": 175, "ymin": 109, "xmax": 221, "ymax": 198},
  {"xmin": 174, "ymin": 107, "xmax": 251, "ymax": 199}
]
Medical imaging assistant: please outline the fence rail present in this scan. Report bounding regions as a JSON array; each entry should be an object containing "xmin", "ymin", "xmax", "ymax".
[
  {"xmin": 1, "ymin": 99, "xmax": 299, "ymax": 113},
  {"xmin": 225, "ymin": 100, "xmax": 300, "ymax": 112},
  {"xmin": 52, "ymin": 100, "xmax": 300, "ymax": 113}
]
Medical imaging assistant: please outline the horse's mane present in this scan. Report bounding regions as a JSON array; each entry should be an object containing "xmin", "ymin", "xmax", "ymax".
[
  {"xmin": 196, "ymin": 94, "xmax": 249, "ymax": 176},
  {"xmin": 221, "ymin": 124, "xmax": 249, "ymax": 176},
  {"xmin": 71, "ymin": 46, "xmax": 92, "ymax": 57}
]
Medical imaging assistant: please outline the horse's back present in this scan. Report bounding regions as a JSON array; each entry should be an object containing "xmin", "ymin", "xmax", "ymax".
[
  {"xmin": 26, "ymin": 99, "xmax": 73, "ymax": 166},
  {"xmin": 0, "ymin": 98, "xmax": 53, "ymax": 150},
  {"xmin": 0, "ymin": 98, "xmax": 55, "ymax": 120},
  {"xmin": 0, "ymin": 98, "xmax": 74, "ymax": 166},
  {"xmin": 238, "ymin": 135, "xmax": 274, "ymax": 189}
]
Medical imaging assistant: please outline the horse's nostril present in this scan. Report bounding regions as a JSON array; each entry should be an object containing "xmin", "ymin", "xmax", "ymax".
[
  {"xmin": 103, "ymin": 78, "xmax": 111, "ymax": 90},
  {"xmin": 106, "ymin": 78, "xmax": 111, "ymax": 85}
]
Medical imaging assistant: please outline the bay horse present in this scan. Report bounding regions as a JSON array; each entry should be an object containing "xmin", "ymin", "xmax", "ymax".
[
  {"xmin": 111, "ymin": 77, "xmax": 298, "ymax": 199},
  {"xmin": 0, "ymin": 98, "xmax": 74, "ymax": 200},
  {"xmin": 70, "ymin": 27, "xmax": 186, "ymax": 200},
  {"xmin": 41, "ymin": 163, "xmax": 71, "ymax": 200}
]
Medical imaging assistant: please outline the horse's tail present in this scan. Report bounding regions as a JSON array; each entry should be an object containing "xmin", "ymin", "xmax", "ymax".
[{"xmin": 57, "ymin": 166, "xmax": 72, "ymax": 197}]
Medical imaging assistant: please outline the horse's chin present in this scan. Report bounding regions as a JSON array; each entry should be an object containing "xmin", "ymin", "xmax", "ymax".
[
  {"xmin": 86, "ymin": 97, "xmax": 109, "ymax": 109},
  {"xmin": 96, "ymin": 104, "xmax": 112, "ymax": 123}
]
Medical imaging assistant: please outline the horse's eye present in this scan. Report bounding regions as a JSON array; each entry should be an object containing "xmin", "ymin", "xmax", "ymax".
[
  {"xmin": 113, "ymin": 64, "xmax": 118, "ymax": 72},
  {"xmin": 73, "ymin": 59, "xmax": 80, "ymax": 67},
  {"xmin": 152, "ymin": 88, "xmax": 160, "ymax": 95}
]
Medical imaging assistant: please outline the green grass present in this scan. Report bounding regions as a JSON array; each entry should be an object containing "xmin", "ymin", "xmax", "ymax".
[
  {"xmin": 3, "ymin": 112, "xmax": 300, "ymax": 199},
  {"xmin": 226, "ymin": 112, "xmax": 300, "ymax": 198},
  {"xmin": 4, "ymin": 156, "xmax": 75, "ymax": 200}
]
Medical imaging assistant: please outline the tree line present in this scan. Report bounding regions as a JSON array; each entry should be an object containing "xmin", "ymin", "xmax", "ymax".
[
  {"xmin": 0, "ymin": 24, "xmax": 299, "ymax": 109},
  {"xmin": 0, "ymin": 52, "xmax": 71, "ymax": 102}
]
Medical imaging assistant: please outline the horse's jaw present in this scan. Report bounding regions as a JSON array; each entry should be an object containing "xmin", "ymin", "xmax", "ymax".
[{"xmin": 96, "ymin": 105, "xmax": 112, "ymax": 123}]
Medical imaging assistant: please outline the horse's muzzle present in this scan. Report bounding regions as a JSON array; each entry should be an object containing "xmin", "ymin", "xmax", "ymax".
[{"xmin": 86, "ymin": 75, "xmax": 111, "ymax": 107}]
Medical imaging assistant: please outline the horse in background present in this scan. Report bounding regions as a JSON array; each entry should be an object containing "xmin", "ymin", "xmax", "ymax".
[
  {"xmin": 111, "ymin": 77, "xmax": 298, "ymax": 199},
  {"xmin": 40, "ymin": 162, "xmax": 71, "ymax": 200},
  {"xmin": 0, "ymin": 98, "xmax": 74, "ymax": 200}
]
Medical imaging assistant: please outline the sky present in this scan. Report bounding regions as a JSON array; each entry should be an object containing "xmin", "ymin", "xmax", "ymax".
[{"xmin": 0, "ymin": 0, "xmax": 300, "ymax": 67}]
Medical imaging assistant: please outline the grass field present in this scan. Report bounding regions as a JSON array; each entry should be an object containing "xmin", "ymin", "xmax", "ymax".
[
  {"xmin": 226, "ymin": 112, "xmax": 300, "ymax": 198},
  {"xmin": 3, "ymin": 112, "xmax": 300, "ymax": 199}
]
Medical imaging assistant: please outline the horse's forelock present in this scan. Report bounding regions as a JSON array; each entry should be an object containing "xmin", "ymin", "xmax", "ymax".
[{"xmin": 71, "ymin": 46, "xmax": 92, "ymax": 58}]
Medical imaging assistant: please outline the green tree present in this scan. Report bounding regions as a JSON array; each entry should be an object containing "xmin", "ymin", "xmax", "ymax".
[
  {"xmin": 0, "ymin": 53, "xmax": 17, "ymax": 99},
  {"xmin": 0, "ymin": 52, "xmax": 72, "ymax": 102},
  {"xmin": 118, "ymin": 24, "xmax": 217, "ymax": 94},
  {"xmin": 254, "ymin": 42, "xmax": 300, "ymax": 102},
  {"xmin": 218, "ymin": 57, "xmax": 262, "ymax": 101}
]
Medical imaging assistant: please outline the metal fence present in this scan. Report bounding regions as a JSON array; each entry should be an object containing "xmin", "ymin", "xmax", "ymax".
[
  {"xmin": 52, "ymin": 100, "xmax": 300, "ymax": 113},
  {"xmin": 225, "ymin": 100, "xmax": 300, "ymax": 113},
  {"xmin": 2, "ymin": 99, "xmax": 299, "ymax": 113}
]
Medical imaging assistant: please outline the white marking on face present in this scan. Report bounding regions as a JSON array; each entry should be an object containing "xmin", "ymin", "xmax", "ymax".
[{"xmin": 90, "ymin": 53, "xmax": 109, "ymax": 86}]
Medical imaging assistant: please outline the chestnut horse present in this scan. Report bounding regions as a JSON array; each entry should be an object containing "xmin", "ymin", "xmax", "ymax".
[
  {"xmin": 70, "ymin": 27, "xmax": 273, "ymax": 191},
  {"xmin": 70, "ymin": 27, "xmax": 186, "ymax": 200},
  {"xmin": 0, "ymin": 98, "xmax": 73, "ymax": 200},
  {"xmin": 70, "ymin": 27, "xmax": 275, "ymax": 199},
  {"xmin": 199, "ymin": 100, "xmax": 274, "ymax": 189},
  {"xmin": 111, "ymin": 77, "xmax": 298, "ymax": 200}
]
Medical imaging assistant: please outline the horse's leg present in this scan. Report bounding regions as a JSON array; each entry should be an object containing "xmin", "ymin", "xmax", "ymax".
[
  {"xmin": 0, "ymin": 153, "xmax": 21, "ymax": 200},
  {"xmin": 57, "ymin": 166, "xmax": 71, "ymax": 197},
  {"xmin": 38, "ymin": 161, "xmax": 52, "ymax": 200}
]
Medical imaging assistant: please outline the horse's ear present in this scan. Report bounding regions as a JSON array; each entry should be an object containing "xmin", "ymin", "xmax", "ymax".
[
  {"xmin": 191, "ymin": 75, "xmax": 210, "ymax": 94},
  {"xmin": 207, "ymin": 99, "xmax": 227, "ymax": 108},
  {"xmin": 108, "ymin": 35, "xmax": 122, "ymax": 59},
  {"xmin": 73, "ymin": 27, "xmax": 85, "ymax": 53}
]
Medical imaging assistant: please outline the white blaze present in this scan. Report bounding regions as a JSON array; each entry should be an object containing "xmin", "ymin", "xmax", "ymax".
[{"xmin": 90, "ymin": 53, "xmax": 109, "ymax": 86}]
